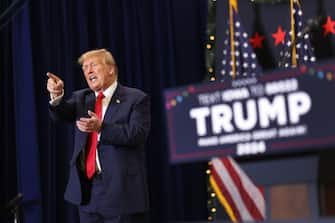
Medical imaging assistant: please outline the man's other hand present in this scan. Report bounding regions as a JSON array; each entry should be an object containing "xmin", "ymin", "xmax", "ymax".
[{"xmin": 76, "ymin": 110, "xmax": 102, "ymax": 133}]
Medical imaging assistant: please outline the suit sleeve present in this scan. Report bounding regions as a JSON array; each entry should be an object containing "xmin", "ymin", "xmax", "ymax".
[
  {"xmin": 49, "ymin": 93, "xmax": 77, "ymax": 123},
  {"xmin": 99, "ymin": 94, "xmax": 151, "ymax": 147}
]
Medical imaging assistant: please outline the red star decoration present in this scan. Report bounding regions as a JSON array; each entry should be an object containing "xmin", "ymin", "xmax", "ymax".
[
  {"xmin": 272, "ymin": 26, "xmax": 286, "ymax": 46},
  {"xmin": 322, "ymin": 16, "xmax": 335, "ymax": 36},
  {"xmin": 249, "ymin": 32, "xmax": 265, "ymax": 49}
]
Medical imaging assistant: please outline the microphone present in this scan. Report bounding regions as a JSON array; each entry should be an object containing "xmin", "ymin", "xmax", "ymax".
[{"xmin": 4, "ymin": 193, "xmax": 23, "ymax": 213}]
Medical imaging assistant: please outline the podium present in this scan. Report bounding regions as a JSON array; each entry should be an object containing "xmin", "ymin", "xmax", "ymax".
[{"xmin": 239, "ymin": 152, "xmax": 335, "ymax": 221}]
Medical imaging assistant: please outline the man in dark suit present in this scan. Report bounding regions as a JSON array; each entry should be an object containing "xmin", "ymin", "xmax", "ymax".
[{"xmin": 47, "ymin": 49, "xmax": 150, "ymax": 223}]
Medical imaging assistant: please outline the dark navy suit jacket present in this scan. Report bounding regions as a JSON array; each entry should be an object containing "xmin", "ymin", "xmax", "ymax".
[{"xmin": 49, "ymin": 84, "xmax": 150, "ymax": 216}]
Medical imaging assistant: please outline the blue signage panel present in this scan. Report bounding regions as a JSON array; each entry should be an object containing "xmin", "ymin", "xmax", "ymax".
[{"xmin": 164, "ymin": 62, "xmax": 335, "ymax": 163}]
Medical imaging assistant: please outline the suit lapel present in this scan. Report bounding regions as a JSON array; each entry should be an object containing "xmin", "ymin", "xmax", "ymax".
[
  {"xmin": 103, "ymin": 84, "xmax": 124, "ymax": 123},
  {"xmin": 76, "ymin": 85, "xmax": 123, "ymax": 153},
  {"xmin": 78, "ymin": 92, "xmax": 95, "ymax": 148},
  {"xmin": 71, "ymin": 91, "xmax": 95, "ymax": 162},
  {"xmin": 86, "ymin": 92, "xmax": 96, "ymax": 114}
]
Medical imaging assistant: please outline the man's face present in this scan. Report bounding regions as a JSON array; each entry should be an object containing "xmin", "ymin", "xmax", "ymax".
[{"xmin": 82, "ymin": 55, "xmax": 116, "ymax": 92}]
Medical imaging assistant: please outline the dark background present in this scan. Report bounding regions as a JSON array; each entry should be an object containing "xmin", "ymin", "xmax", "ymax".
[{"xmin": 0, "ymin": 0, "xmax": 335, "ymax": 223}]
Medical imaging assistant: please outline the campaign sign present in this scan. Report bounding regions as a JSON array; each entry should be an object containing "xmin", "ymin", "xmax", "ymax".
[{"xmin": 164, "ymin": 62, "xmax": 335, "ymax": 163}]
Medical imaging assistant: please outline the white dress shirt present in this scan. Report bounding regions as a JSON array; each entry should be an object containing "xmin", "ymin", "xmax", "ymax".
[
  {"xmin": 95, "ymin": 81, "xmax": 117, "ymax": 172},
  {"xmin": 50, "ymin": 81, "xmax": 118, "ymax": 173}
]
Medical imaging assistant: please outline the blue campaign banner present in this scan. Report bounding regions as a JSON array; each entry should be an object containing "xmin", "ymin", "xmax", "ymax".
[{"xmin": 164, "ymin": 61, "xmax": 335, "ymax": 164}]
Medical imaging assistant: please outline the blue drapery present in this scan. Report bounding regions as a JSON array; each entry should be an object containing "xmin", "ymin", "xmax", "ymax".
[
  {"xmin": 11, "ymin": 2, "xmax": 42, "ymax": 223},
  {"xmin": 1, "ymin": 0, "xmax": 208, "ymax": 223}
]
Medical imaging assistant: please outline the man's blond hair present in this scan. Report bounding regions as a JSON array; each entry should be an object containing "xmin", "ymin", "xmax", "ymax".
[{"xmin": 78, "ymin": 49, "xmax": 118, "ymax": 74}]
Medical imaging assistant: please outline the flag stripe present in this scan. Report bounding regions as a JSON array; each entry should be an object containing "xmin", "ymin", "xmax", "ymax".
[
  {"xmin": 211, "ymin": 157, "xmax": 266, "ymax": 221},
  {"xmin": 224, "ymin": 157, "xmax": 266, "ymax": 219},
  {"xmin": 209, "ymin": 176, "xmax": 238, "ymax": 222},
  {"xmin": 212, "ymin": 158, "xmax": 253, "ymax": 221},
  {"xmin": 229, "ymin": 158, "xmax": 266, "ymax": 217},
  {"xmin": 221, "ymin": 158, "xmax": 256, "ymax": 219},
  {"xmin": 211, "ymin": 163, "xmax": 243, "ymax": 221}
]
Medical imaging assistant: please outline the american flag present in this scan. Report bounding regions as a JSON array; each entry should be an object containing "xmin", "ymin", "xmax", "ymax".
[
  {"xmin": 218, "ymin": 0, "xmax": 262, "ymax": 81},
  {"xmin": 210, "ymin": 157, "xmax": 266, "ymax": 222},
  {"xmin": 279, "ymin": 0, "xmax": 316, "ymax": 68}
]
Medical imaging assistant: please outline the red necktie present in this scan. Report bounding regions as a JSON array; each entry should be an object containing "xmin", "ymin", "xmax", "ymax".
[{"xmin": 86, "ymin": 92, "xmax": 105, "ymax": 179}]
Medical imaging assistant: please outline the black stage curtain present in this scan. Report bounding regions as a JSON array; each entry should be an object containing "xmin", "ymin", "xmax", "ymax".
[{"xmin": 0, "ymin": 1, "xmax": 208, "ymax": 223}]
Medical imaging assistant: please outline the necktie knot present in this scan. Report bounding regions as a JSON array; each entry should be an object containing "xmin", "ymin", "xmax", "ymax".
[{"xmin": 97, "ymin": 92, "xmax": 105, "ymax": 100}]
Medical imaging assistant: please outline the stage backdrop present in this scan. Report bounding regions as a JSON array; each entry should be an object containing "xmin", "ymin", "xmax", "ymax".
[{"xmin": 1, "ymin": 0, "xmax": 335, "ymax": 223}]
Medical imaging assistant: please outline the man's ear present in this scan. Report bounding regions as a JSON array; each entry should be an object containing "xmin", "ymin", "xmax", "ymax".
[{"xmin": 109, "ymin": 65, "xmax": 115, "ymax": 75}]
